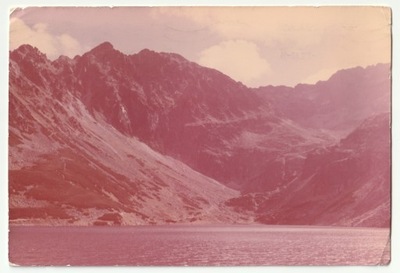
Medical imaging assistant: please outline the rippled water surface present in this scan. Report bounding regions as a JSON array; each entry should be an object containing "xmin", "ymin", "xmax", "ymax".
[{"xmin": 9, "ymin": 225, "xmax": 390, "ymax": 266}]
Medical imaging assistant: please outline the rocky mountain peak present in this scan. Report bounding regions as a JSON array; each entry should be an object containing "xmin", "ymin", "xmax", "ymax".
[
  {"xmin": 89, "ymin": 41, "xmax": 115, "ymax": 53},
  {"xmin": 9, "ymin": 43, "xmax": 391, "ymax": 228},
  {"xmin": 81, "ymin": 41, "xmax": 125, "ymax": 66},
  {"xmin": 10, "ymin": 44, "xmax": 48, "ymax": 64}
]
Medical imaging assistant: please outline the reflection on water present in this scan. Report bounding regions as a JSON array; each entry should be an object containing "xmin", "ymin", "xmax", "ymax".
[{"xmin": 9, "ymin": 225, "xmax": 390, "ymax": 266}]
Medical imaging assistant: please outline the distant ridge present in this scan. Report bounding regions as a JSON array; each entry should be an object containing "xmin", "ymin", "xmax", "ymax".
[{"xmin": 9, "ymin": 42, "xmax": 391, "ymax": 227}]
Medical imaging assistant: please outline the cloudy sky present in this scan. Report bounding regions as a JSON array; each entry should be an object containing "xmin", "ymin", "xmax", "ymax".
[{"xmin": 9, "ymin": 6, "xmax": 391, "ymax": 87}]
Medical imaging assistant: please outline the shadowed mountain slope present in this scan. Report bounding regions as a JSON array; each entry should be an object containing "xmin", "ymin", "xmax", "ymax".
[{"xmin": 9, "ymin": 43, "xmax": 391, "ymax": 227}]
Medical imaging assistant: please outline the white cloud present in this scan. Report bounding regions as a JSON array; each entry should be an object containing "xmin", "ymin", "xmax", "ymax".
[
  {"xmin": 198, "ymin": 40, "xmax": 271, "ymax": 87},
  {"xmin": 155, "ymin": 7, "xmax": 391, "ymax": 86},
  {"xmin": 10, "ymin": 18, "xmax": 83, "ymax": 59},
  {"xmin": 154, "ymin": 7, "xmax": 327, "ymax": 49}
]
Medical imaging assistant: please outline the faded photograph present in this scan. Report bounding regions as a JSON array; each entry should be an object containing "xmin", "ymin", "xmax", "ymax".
[{"xmin": 9, "ymin": 7, "xmax": 391, "ymax": 265}]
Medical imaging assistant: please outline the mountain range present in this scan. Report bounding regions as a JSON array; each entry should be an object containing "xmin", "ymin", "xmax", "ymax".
[{"xmin": 9, "ymin": 42, "xmax": 391, "ymax": 227}]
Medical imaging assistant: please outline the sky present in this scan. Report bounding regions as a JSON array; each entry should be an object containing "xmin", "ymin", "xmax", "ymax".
[{"xmin": 9, "ymin": 6, "xmax": 391, "ymax": 87}]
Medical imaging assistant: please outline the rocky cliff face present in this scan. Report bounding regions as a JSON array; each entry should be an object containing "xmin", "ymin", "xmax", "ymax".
[
  {"xmin": 243, "ymin": 113, "xmax": 390, "ymax": 227},
  {"xmin": 9, "ymin": 43, "xmax": 391, "ymax": 227},
  {"xmin": 256, "ymin": 63, "xmax": 390, "ymax": 134},
  {"xmin": 9, "ymin": 44, "xmax": 246, "ymax": 226}
]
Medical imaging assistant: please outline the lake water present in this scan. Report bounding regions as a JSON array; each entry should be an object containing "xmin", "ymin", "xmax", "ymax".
[{"xmin": 9, "ymin": 225, "xmax": 390, "ymax": 266}]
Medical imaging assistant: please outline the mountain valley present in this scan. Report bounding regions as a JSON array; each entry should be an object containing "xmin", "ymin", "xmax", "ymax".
[{"xmin": 9, "ymin": 42, "xmax": 391, "ymax": 227}]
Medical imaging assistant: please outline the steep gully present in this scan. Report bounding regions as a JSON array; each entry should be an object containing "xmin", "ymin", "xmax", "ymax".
[{"xmin": 9, "ymin": 42, "xmax": 390, "ymax": 227}]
